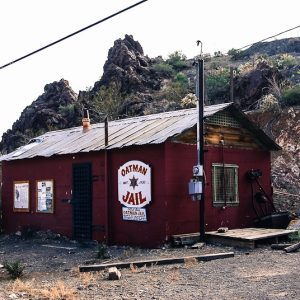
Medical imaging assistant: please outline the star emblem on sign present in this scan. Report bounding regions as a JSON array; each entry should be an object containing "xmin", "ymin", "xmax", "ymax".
[{"xmin": 129, "ymin": 175, "xmax": 139, "ymax": 190}]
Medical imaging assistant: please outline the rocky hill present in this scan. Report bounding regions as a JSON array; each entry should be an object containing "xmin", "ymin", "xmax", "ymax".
[
  {"xmin": 2, "ymin": 35, "xmax": 300, "ymax": 155},
  {"xmin": 0, "ymin": 79, "xmax": 81, "ymax": 153},
  {"xmin": 235, "ymin": 37, "xmax": 300, "ymax": 59}
]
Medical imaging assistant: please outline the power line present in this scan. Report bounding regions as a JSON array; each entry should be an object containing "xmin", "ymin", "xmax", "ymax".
[
  {"xmin": 0, "ymin": 0, "xmax": 148, "ymax": 70},
  {"xmin": 236, "ymin": 24, "xmax": 300, "ymax": 51}
]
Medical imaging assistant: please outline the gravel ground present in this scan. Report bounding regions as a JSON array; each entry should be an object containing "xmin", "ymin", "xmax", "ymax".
[{"xmin": 0, "ymin": 231, "xmax": 299, "ymax": 300}]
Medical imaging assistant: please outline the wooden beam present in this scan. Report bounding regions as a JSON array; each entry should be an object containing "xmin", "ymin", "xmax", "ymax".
[
  {"xmin": 79, "ymin": 252, "xmax": 235, "ymax": 272},
  {"xmin": 284, "ymin": 242, "xmax": 300, "ymax": 253},
  {"xmin": 271, "ymin": 243, "xmax": 292, "ymax": 250}
]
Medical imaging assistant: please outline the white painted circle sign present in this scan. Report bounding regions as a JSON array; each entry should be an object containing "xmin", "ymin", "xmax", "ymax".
[{"xmin": 118, "ymin": 160, "xmax": 151, "ymax": 208}]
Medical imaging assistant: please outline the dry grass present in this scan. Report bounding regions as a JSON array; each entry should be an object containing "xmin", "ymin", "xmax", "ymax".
[
  {"xmin": 130, "ymin": 263, "xmax": 139, "ymax": 273},
  {"xmin": 184, "ymin": 257, "xmax": 198, "ymax": 268},
  {"xmin": 168, "ymin": 267, "xmax": 181, "ymax": 282},
  {"xmin": 79, "ymin": 271, "xmax": 97, "ymax": 287},
  {"xmin": 129, "ymin": 263, "xmax": 149, "ymax": 273},
  {"xmin": 10, "ymin": 278, "xmax": 77, "ymax": 300}
]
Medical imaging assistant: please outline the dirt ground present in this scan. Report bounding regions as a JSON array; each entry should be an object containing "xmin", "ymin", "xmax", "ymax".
[{"xmin": 0, "ymin": 231, "xmax": 299, "ymax": 300}]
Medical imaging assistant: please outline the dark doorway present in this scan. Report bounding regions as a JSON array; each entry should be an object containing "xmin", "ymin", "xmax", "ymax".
[{"xmin": 72, "ymin": 163, "xmax": 92, "ymax": 240}]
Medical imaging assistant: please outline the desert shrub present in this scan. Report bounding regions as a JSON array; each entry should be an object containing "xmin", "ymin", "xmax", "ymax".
[
  {"xmin": 275, "ymin": 53, "xmax": 297, "ymax": 69},
  {"xmin": 58, "ymin": 104, "xmax": 76, "ymax": 118},
  {"xmin": 228, "ymin": 48, "xmax": 241, "ymax": 60},
  {"xmin": 181, "ymin": 93, "xmax": 197, "ymax": 108},
  {"xmin": 89, "ymin": 83, "xmax": 124, "ymax": 121},
  {"xmin": 3, "ymin": 261, "xmax": 25, "ymax": 279},
  {"xmin": 10, "ymin": 279, "xmax": 76, "ymax": 299},
  {"xmin": 96, "ymin": 243, "xmax": 110, "ymax": 259},
  {"xmin": 213, "ymin": 51, "xmax": 224, "ymax": 57},
  {"xmin": 153, "ymin": 62, "xmax": 175, "ymax": 77},
  {"xmin": 206, "ymin": 67, "xmax": 230, "ymax": 104},
  {"xmin": 259, "ymin": 94, "xmax": 280, "ymax": 111},
  {"xmin": 238, "ymin": 56, "xmax": 273, "ymax": 74},
  {"xmin": 281, "ymin": 85, "xmax": 300, "ymax": 106},
  {"xmin": 175, "ymin": 72, "xmax": 188, "ymax": 88},
  {"xmin": 166, "ymin": 51, "xmax": 188, "ymax": 71}
]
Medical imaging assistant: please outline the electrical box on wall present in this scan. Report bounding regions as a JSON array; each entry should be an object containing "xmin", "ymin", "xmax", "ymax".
[
  {"xmin": 188, "ymin": 180, "xmax": 202, "ymax": 194},
  {"xmin": 193, "ymin": 164, "xmax": 203, "ymax": 177}
]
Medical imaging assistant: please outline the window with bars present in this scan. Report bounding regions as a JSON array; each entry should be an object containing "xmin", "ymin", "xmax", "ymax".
[{"xmin": 212, "ymin": 163, "xmax": 239, "ymax": 206}]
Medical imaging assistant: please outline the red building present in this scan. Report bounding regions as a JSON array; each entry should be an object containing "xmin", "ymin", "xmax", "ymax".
[{"xmin": 0, "ymin": 103, "xmax": 280, "ymax": 247}]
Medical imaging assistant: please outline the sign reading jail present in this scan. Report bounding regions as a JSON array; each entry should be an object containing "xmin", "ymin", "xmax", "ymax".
[{"xmin": 118, "ymin": 160, "xmax": 151, "ymax": 209}]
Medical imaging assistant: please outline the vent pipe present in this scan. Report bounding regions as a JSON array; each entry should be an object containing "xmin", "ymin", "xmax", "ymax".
[{"xmin": 82, "ymin": 109, "xmax": 91, "ymax": 132}]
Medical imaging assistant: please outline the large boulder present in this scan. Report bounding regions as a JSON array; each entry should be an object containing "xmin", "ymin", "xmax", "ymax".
[{"xmin": 234, "ymin": 61, "xmax": 283, "ymax": 109}]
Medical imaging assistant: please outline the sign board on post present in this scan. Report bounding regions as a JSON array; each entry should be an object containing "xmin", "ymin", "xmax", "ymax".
[{"xmin": 118, "ymin": 160, "xmax": 151, "ymax": 221}]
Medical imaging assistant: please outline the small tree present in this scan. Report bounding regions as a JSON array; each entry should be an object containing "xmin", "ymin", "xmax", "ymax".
[
  {"xmin": 166, "ymin": 51, "xmax": 188, "ymax": 71},
  {"xmin": 3, "ymin": 261, "xmax": 25, "ymax": 279},
  {"xmin": 282, "ymin": 85, "xmax": 300, "ymax": 106},
  {"xmin": 228, "ymin": 48, "xmax": 241, "ymax": 60}
]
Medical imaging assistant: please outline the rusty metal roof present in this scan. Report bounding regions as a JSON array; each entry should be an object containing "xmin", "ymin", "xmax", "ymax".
[{"xmin": 0, "ymin": 103, "xmax": 279, "ymax": 162}]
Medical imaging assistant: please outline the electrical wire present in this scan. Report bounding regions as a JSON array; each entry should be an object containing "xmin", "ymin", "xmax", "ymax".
[
  {"xmin": 236, "ymin": 24, "xmax": 300, "ymax": 52},
  {"xmin": 0, "ymin": 0, "xmax": 148, "ymax": 70}
]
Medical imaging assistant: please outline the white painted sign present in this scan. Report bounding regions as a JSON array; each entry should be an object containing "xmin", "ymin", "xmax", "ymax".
[
  {"xmin": 14, "ymin": 181, "xmax": 29, "ymax": 211},
  {"xmin": 122, "ymin": 207, "xmax": 147, "ymax": 222},
  {"xmin": 118, "ymin": 160, "xmax": 151, "ymax": 208}
]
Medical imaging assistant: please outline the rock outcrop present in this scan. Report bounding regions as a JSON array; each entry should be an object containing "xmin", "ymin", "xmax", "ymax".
[
  {"xmin": 0, "ymin": 79, "xmax": 80, "ymax": 154},
  {"xmin": 248, "ymin": 108, "xmax": 300, "ymax": 217},
  {"xmin": 92, "ymin": 34, "xmax": 160, "ymax": 94},
  {"xmin": 233, "ymin": 61, "xmax": 283, "ymax": 110}
]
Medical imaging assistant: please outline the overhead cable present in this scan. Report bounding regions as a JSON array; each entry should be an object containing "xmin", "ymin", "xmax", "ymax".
[
  {"xmin": 236, "ymin": 24, "xmax": 300, "ymax": 51},
  {"xmin": 0, "ymin": 0, "xmax": 148, "ymax": 70}
]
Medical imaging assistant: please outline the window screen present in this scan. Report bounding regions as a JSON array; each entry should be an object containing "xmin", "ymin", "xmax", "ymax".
[{"xmin": 212, "ymin": 164, "xmax": 239, "ymax": 205}]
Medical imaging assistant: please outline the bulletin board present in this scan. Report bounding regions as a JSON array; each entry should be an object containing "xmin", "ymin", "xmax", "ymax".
[
  {"xmin": 13, "ymin": 181, "xmax": 30, "ymax": 212},
  {"xmin": 36, "ymin": 180, "xmax": 54, "ymax": 213}
]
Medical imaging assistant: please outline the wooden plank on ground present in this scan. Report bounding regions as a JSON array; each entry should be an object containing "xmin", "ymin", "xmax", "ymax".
[
  {"xmin": 284, "ymin": 242, "xmax": 300, "ymax": 253},
  {"xmin": 41, "ymin": 245, "xmax": 77, "ymax": 250},
  {"xmin": 79, "ymin": 252, "xmax": 234, "ymax": 272},
  {"xmin": 271, "ymin": 243, "xmax": 292, "ymax": 250},
  {"xmin": 206, "ymin": 228, "xmax": 296, "ymax": 241}
]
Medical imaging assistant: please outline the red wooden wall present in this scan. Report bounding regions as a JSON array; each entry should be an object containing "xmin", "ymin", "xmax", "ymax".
[{"xmin": 1, "ymin": 142, "xmax": 273, "ymax": 247}]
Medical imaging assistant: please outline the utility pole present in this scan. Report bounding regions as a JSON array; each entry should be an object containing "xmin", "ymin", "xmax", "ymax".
[
  {"xmin": 230, "ymin": 66, "xmax": 234, "ymax": 103},
  {"xmin": 196, "ymin": 41, "xmax": 205, "ymax": 242}
]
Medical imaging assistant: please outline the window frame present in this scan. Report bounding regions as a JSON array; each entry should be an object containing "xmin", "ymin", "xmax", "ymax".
[{"xmin": 212, "ymin": 163, "xmax": 239, "ymax": 207}]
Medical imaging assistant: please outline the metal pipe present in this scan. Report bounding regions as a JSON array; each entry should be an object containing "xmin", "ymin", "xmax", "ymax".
[
  {"xmin": 104, "ymin": 117, "xmax": 109, "ymax": 243},
  {"xmin": 195, "ymin": 43, "xmax": 205, "ymax": 242}
]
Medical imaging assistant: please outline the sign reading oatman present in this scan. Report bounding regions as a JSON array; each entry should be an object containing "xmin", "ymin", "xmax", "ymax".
[{"xmin": 118, "ymin": 160, "xmax": 151, "ymax": 222}]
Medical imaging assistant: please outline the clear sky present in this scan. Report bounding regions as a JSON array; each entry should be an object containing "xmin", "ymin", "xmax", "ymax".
[{"xmin": 1, "ymin": 0, "xmax": 300, "ymax": 139}]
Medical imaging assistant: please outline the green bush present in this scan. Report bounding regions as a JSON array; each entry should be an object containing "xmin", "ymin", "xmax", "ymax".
[
  {"xmin": 276, "ymin": 53, "xmax": 297, "ymax": 69},
  {"xmin": 58, "ymin": 104, "xmax": 76, "ymax": 118},
  {"xmin": 175, "ymin": 72, "xmax": 188, "ymax": 88},
  {"xmin": 96, "ymin": 243, "xmax": 110, "ymax": 259},
  {"xmin": 166, "ymin": 51, "xmax": 188, "ymax": 71},
  {"xmin": 206, "ymin": 68, "xmax": 230, "ymax": 103},
  {"xmin": 3, "ymin": 261, "xmax": 25, "ymax": 279},
  {"xmin": 228, "ymin": 48, "xmax": 241, "ymax": 60},
  {"xmin": 153, "ymin": 63, "xmax": 175, "ymax": 77},
  {"xmin": 282, "ymin": 85, "xmax": 300, "ymax": 106}
]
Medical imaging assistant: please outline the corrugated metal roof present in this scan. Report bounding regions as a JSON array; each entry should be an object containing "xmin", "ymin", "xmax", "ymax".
[{"xmin": 0, "ymin": 103, "xmax": 279, "ymax": 162}]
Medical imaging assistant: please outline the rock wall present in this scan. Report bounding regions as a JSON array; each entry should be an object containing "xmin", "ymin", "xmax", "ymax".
[{"xmin": 248, "ymin": 108, "xmax": 300, "ymax": 217}]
